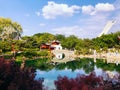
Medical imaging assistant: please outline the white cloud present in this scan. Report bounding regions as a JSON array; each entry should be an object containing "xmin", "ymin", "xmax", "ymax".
[
  {"xmin": 95, "ymin": 3, "xmax": 115, "ymax": 12},
  {"xmin": 82, "ymin": 3, "xmax": 115, "ymax": 15},
  {"xmin": 51, "ymin": 12, "xmax": 109, "ymax": 38},
  {"xmin": 40, "ymin": 1, "xmax": 119, "ymax": 38},
  {"xmin": 42, "ymin": 1, "xmax": 80, "ymax": 19},
  {"xmin": 39, "ymin": 23, "xmax": 46, "ymax": 27},
  {"xmin": 82, "ymin": 5, "xmax": 94, "ymax": 14},
  {"xmin": 52, "ymin": 25, "xmax": 89, "ymax": 38},
  {"xmin": 49, "ymin": 2, "xmax": 116, "ymax": 38},
  {"xmin": 35, "ymin": 11, "xmax": 40, "ymax": 16},
  {"xmin": 52, "ymin": 26, "xmax": 80, "ymax": 36}
]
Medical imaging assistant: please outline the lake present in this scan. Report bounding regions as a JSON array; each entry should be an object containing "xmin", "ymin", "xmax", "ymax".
[{"xmin": 35, "ymin": 58, "xmax": 120, "ymax": 90}]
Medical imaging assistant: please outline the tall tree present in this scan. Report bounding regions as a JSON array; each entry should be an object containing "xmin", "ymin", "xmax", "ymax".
[{"xmin": 0, "ymin": 17, "xmax": 22, "ymax": 41}]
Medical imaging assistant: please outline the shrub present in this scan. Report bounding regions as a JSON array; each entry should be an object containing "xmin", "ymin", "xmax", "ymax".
[
  {"xmin": 0, "ymin": 57, "xmax": 44, "ymax": 90},
  {"xmin": 55, "ymin": 72, "xmax": 120, "ymax": 90}
]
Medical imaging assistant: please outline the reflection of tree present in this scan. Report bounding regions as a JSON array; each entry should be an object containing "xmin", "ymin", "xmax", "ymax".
[
  {"xmin": 56, "ymin": 58, "xmax": 120, "ymax": 73},
  {"xmin": 96, "ymin": 59, "xmax": 120, "ymax": 72},
  {"xmin": 55, "ymin": 63, "xmax": 66, "ymax": 70},
  {"xmin": 56, "ymin": 61, "xmax": 82, "ymax": 71},
  {"xmin": 115, "ymin": 65, "xmax": 120, "ymax": 72},
  {"xmin": 55, "ymin": 58, "xmax": 95, "ymax": 73},
  {"xmin": 83, "ymin": 63, "xmax": 94, "ymax": 74},
  {"xmin": 79, "ymin": 58, "xmax": 94, "ymax": 74},
  {"xmin": 22, "ymin": 58, "xmax": 120, "ymax": 73},
  {"xmin": 22, "ymin": 59, "xmax": 54, "ymax": 71}
]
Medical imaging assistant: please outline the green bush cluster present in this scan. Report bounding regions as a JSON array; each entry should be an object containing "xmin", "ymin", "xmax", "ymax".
[{"xmin": 16, "ymin": 50, "xmax": 50, "ymax": 60}]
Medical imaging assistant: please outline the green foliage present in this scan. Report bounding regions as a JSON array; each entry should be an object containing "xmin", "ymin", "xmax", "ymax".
[
  {"xmin": 20, "ymin": 31, "xmax": 120, "ymax": 55},
  {"xmin": 0, "ymin": 41, "xmax": 11, "ymax": 52},
  {"xmin": 37, "ymin": 50, "xmax": 50, "ymax": 56},
  {"xmin": 93, "ymin": 32, "xmax": 120, "ymax": 49},
  {"xmin": 15, "ymin": 58, "xmax": 54, "ymax": 71},
  {"xmin": 62, "ymin": 35, "xmax": 79, "ymax": 50},
  {"xmin": 21, "ymin": 33, "xmax": 56, "ymax": 50},
  {"xmin": 0, "ymin": 19, "xmax": 120, "ymax": 55},
  {"xmin": 16, "ymin": 50, "xmax": 50, "ymax": 61},
  {"xmin": 55, "ymin": 34, "xmax": 65, "ymax": 41},
  {"xmin": 56, "ymin": 58, "xmax": 94, "ymax": 73},
  {"xmin": 25, "ymin": 59, "xmax": 54, "ymax": 70},
  {"xmin": 33, "ymin": 32, "xmax": 55, "ymax": 44},
  {"xmin": 23, "ymin": 50, "xmax": 38, "ymax": 58},
  {"xmin": 96, "ymin": 59, "xmax": 120, "ymax": 72},
  {"xmin": 0, "ymin": 17, "xmax": 22, "ymax": 41}
]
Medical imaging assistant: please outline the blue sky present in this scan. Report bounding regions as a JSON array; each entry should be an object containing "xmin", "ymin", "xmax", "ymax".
[{"xmin": 0, "ymin": 0, "xmax": 120, "ymax": 38}]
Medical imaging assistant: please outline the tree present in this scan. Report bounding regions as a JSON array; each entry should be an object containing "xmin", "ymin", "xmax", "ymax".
[
  {"xmin": 0, "ymin": 57, "xmax": 44, "ymax": 90},
  {"xmin": 62, "ymin": 35, "xmax": 79, "ymax": 50},
  {"xmin": 0, "ymin": 17, "xmax": 22, "ymax": 41},
  {"xmin": 93, "ymin": 31, "xmax": 120, "ymax": 49},
  {"xmin": 55, "ymin": 72, "xmax": 120, "ymax": 90},
  {"xmin": 0, "ymin": 41, "xmax": 11, "ymax": 52},
  {"xmin": 55, "ymin": 34, "xmax": 65, "ymax": 41},
  {"xmin": 55, "ymin": 72, "xmax": 103, "ymax": 90}
]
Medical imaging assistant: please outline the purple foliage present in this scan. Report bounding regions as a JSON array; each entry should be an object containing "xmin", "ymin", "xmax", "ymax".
[
  {"xmin": 0, "ymin": 57, "xmax": 44, "ymax": 90},
  {"xmin": 55, "ymin": 72, "xmax": 120, "ymax": 90}
]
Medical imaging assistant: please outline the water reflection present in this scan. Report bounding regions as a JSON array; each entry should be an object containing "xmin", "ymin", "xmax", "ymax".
[
  {"xmin": 55, "ymin": 58, "xmax": 95, "ymax": 73},
  {"xmin": 35, "ymin": 58, "xmax": 120, "ymax": 89},
  {"xmin": 36, "ymin": 68, "xmax": 86, "ymax": 90}
]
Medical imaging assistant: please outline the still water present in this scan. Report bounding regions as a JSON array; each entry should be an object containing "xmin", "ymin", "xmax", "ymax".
[{"xmin": 35, "ymin": 59, "xmax": 119, "ymax": 90}]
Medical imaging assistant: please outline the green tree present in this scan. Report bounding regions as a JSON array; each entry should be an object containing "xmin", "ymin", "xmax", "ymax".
[
  {"xmin": 55, "ymin": 34, "xmax": 65, "ymax": 41},
  {"xmin": 62, "ymin": 35, "xmax": 79, "ymax": 50},
  {"xmin": 0, "ymin": 17, "xmax": 22, "ymax": 41}
]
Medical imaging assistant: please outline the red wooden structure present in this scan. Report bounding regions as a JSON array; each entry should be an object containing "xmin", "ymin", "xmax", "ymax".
[
  {"xmin": 51, "ymin": 41, "xmax": 60, "ymax": 45},
  {"xmin": 40, "ymin": 44, "xmax": 50, "ymax": 49},
  {"xmin": 118, "ymin": 35, "xmax": 120, "ymax": 41}
]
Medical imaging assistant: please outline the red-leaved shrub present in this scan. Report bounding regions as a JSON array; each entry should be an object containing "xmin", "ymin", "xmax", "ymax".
[
  {"xmin": 55, "ymin": 72, "xmax": 120, "ymax": 90},
  {"xmin": 0, "ymin": 57, "xmax": 44, "ymax": 90}
]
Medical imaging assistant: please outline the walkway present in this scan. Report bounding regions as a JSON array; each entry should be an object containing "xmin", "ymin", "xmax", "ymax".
[
  {"xmin": 51, "ymin": 50, "xmax": 120, "ymax": 64},
  {"xmin": 51, "ymin": 50, "xmax": 75, "ymax": 63}
]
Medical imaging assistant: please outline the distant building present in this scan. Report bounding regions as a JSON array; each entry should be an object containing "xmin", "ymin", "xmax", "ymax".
[
  {"xmin": 51, "ymin": 40, "xmax": 62, "ymax": 50},
  {"xmin": 40, "ymin": 43, "xmax": 50, "ymax": 49},
  {"xmin": 40, "ymin": 40, "xmax": 62, "ymax": 51},
  {"xmin": 118, "ymin": 35, "xmax": 120, "ymax": 41},
  {"xmin": 40, "ymin": 40, "xmax": 64, "ymax": 60}
]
